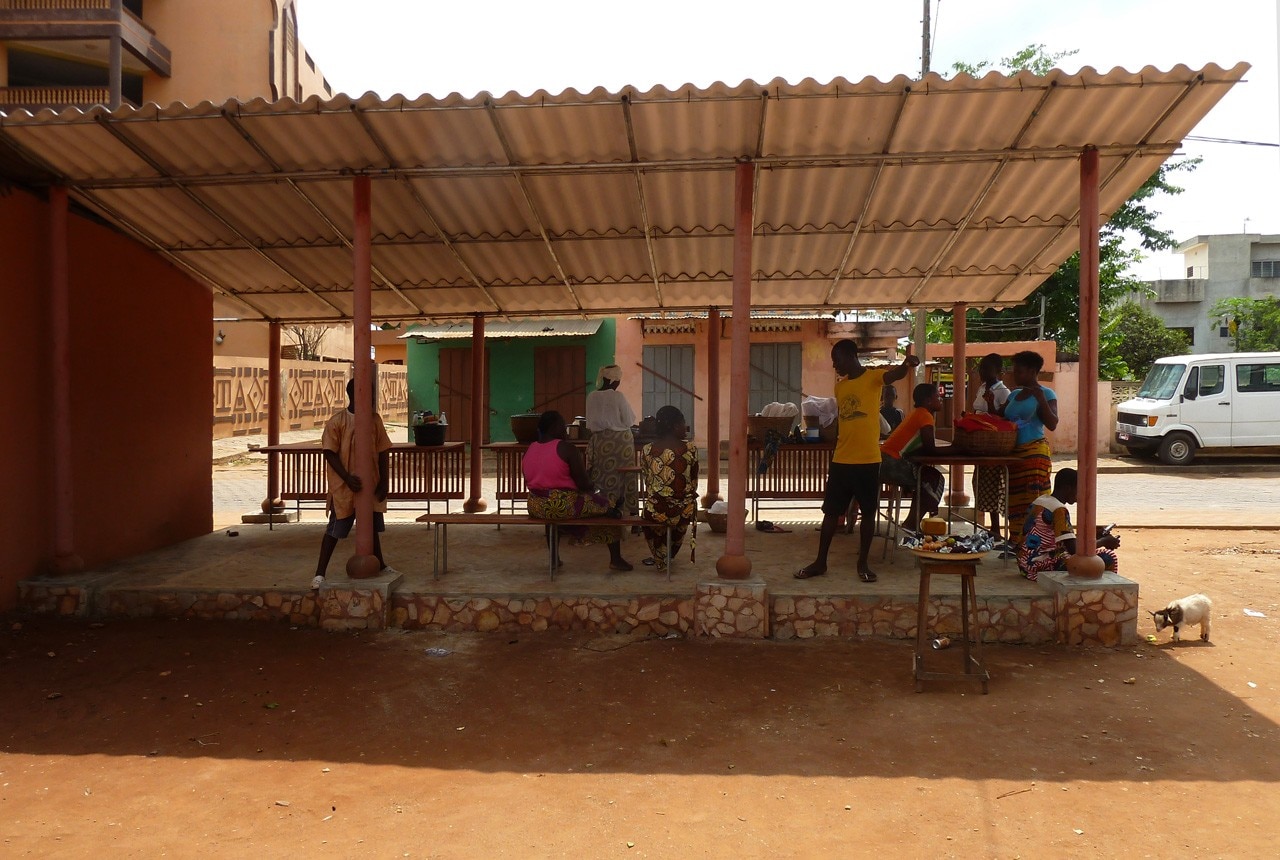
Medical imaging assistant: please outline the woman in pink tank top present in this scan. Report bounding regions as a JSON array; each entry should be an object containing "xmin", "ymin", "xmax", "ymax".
[{"xmin": 522, "ymin": 411, "xmax": 632, "ymax": 571}]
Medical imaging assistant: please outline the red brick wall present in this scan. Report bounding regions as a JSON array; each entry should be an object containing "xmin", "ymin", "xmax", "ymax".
[{"xmin": 0, "ymin": 189, "xmax": 212, "ymax": 609}]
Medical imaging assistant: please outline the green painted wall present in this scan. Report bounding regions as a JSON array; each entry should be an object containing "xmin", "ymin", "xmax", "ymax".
[{"xmin": 404, "ymin": 319, "xmax": 617, "ymax": 443}]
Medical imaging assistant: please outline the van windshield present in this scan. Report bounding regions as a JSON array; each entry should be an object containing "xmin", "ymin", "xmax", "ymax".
[{"xmin": 1137, "ymin": 363, "xmax": 1186, "ymax": 399}]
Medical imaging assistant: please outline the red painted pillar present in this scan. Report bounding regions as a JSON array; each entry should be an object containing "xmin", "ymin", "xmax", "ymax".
[
  {"xmin": 347, "ymin": 176, "xmax": 379, "ymax": 578},
  {"xmin": 263, "ymin": 322, "xmax": 283, "ymax": 514},
  {"xmin": 1074, "ymin": 147, "xmax": 1101, "ymax": 568},
  {"xmin": 716, "ymin": 162, "xmax": 754, "ymax": 580},
  {"xmin": 49, "ymin": 186, "xmax": 82, "ymax": 573},
  {"xmin": 948, "ymin": 302, "xmax": 969, "ymax": 506},
  {"xmin": 701, "ymin": 306, "xmax": 722, "ymax": 508},
  {"xmin": 463, "ymin": 313, "xmax": 488, "ymax": 512}
]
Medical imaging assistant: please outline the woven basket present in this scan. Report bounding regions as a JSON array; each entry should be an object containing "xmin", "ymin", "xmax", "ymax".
[
  {"xmin": 951, "ymin": 427, "xmax": 1017, "ymax": 455},
  {"xmin": 747, "ymin": 415, "xmax": 795, "ymax": 441}
]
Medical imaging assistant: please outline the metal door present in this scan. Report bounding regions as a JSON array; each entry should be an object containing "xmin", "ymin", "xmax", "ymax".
[
  {"xmin": 1179, "ymin": 361, "xmax": 1231, "ymax": 446},
  {"xmin": 642, "ymin": 345, "xmax": 695, "ymax": 431},
  {"xmin": 532, "ymin": 346, "xmax": 587, "ymax": 420},
  {"xmin": 438, "ymin": 347, "xmax": 491, "ymax": 444}
]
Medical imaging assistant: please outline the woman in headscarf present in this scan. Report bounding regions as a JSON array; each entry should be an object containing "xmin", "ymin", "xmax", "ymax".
[
  {"xmin": 639, "ymin": 405, "xmax": 699, "ymax": 573},
  {"xmin": 585, "ymin": 363, "xmax": 638, "ymax": 518},
  {"xmin": 523, "ymin": 411, "xmax": 632, "ymax": 571}
]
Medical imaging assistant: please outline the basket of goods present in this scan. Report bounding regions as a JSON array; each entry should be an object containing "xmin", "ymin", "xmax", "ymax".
[
  {"xmin": 701, "ymin": 501, "xmax": 743, "ymax": 534},
  {"xmin": 951, "ymin": 413, "xmax": 1018, "ymax": 455},
  {"xmin": 747, "ymin": 402, "xmax": 800, "ymax": 441},
  {"xmin": 900, "ymin": 528, "xmax": 997, "ymax": 560}
]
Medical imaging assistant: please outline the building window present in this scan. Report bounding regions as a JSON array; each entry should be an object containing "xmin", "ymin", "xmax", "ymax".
[
  {"xmin": 1251, "ymin": 260, "xmax": 1280, "ymax": 278},
  {"xmin": 1171, "ymin": 326, "xmax": 1194, "ymax": 346},
  {"xmin": 642, "ymin": 345, "xmax": 695, "ymax": 432},
  {"xmin": 1187, "ymin": 266, "xmax": 1195, "ymax": 278},
  {"xmin": 748, "ymin": 343, "xmax": 802, "ymax": 415}
]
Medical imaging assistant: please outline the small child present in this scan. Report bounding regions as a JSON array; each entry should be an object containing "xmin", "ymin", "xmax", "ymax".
[
  {"xmin": 1017, "ymin": 468, "xmax": 1120, "ymax": 581},
  {"xmin": 879, "ymin": 383, "xmax": 945, "ymax": 532},
  {"xmin": 312, "ymin": 378, "xmax": 395, "ymax": 590}
]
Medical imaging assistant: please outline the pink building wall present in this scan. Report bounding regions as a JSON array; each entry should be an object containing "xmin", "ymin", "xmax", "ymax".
[{"xmin": 0, "ymin": 189, "xmax": 212, "ymax": 609}]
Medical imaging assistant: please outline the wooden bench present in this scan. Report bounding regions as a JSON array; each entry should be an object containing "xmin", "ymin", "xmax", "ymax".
[
  {"xmin": 747, "ymin": 441, "xmax": 833, "ymax": 520},
  {"xmin": 415, "ymin": 512, "xmax": 676, "ymax": 581}
]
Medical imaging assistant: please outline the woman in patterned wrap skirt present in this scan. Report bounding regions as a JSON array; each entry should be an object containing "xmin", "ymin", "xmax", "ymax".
[{"xmin": 639, "ymin": 405, "xmax": 699, "ymax": 572}]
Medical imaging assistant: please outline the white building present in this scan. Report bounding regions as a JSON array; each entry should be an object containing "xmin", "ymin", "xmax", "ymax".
[{"xmin": 1138, "ymin": 233, "xmax": 1280, "ymax": 352}]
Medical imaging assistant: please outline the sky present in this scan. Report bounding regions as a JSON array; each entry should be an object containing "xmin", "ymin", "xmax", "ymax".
[{"xmin": 297, "ymin": 0, "xmax": 1280, "ymax": 282}]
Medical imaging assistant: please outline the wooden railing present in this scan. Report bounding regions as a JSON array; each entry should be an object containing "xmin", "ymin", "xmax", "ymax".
[
  {"xmin": 0, "ymin": 86, "xmax": 110, "ymax": 109},
  {"xmin": 0, "ymin": 1, "xmax": 112, "ymax": 9}
]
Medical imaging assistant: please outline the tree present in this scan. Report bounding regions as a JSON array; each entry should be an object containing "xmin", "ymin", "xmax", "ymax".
[
  {"xmin": 1111, "ymin": 301, "xmax": 1191, "ymax": 378},
  {"xmin": 285, "ymin": 324, "xmax": 328, "ymax": 361},
  {"xmin": 1209, "ymin": 296, "xmax": 1280, "ymax": 352},
  {"xmin": 932, "ymin": 46, "xmax": 1199, "ymax": 367}
]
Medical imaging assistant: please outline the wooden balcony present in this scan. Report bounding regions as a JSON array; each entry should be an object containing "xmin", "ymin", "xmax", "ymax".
[
  {"xmin": 0, "ymin": 1, "xmax": 171, "ymax": 76},
  {"xmin": 0, "ymin": 84, "xmax": 110, "ymax": 111}
]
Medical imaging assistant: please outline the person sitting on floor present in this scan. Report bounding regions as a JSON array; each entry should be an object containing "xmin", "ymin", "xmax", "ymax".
[
  {"xmin": 879, "ymin": 382, "xmax": 946, "ymax": 532},
  {"xmin": 523, "ymin": 410, "xmax": 632, "ymax": 572},
  {"xmin": 1017, "ymin": 468, "xmax": 1120, "ymax": 581}
]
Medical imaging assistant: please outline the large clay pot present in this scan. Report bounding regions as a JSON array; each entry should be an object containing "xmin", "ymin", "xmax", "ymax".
[
  {"xmin": 510, "ymin": 413, "xmax": 541, "ymax": 443},
  {"xmin": 413, "ymin": 423, "xmax": 446, "ymax": 446}
]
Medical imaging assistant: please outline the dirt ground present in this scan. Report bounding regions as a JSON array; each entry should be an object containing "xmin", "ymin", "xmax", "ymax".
[{"xmin": 3, "ymin": 529, "xmax": 1278, "ymax": 858}]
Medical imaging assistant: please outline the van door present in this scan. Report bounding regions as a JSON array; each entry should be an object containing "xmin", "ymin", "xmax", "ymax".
[
  {"xmin": 1178, "ymin": 361, "xmax": 1231, "ymax": 447},
  {"xmin": 1231, "ymin": 359, "xmax": 1280, "ymax": 445}
]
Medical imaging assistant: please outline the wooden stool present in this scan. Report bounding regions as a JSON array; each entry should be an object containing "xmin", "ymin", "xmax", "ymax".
[{"xmin": 913, "ymin": 556, "xmax": 989, "ymax": 694}]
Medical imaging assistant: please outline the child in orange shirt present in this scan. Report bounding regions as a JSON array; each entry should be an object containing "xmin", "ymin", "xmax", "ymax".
[{"xmin": 879, "ymin": 383, "xmax": 945, "ymax": 532}]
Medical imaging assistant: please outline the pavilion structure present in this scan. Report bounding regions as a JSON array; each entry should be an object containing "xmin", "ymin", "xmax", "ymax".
[{"xmin": 0, "ymin": 65, "xmax": 1247, "ymax": 636}]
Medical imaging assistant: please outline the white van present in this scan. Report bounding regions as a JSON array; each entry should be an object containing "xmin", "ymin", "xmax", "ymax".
[{"xmin": 1115, "ymin": 352, "xmax": 1280, "ymax": 465}]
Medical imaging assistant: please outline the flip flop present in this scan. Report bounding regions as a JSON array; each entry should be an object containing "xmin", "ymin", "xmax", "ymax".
[
  {"xmin": 794, "ymin": 567, "xmax": 826, "ymax": 580},
  {"xmin": 858, "ymin": 570, "xmax": 878, "ymax": 582}
]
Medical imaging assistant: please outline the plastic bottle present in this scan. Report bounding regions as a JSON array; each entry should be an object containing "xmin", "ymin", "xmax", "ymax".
[{"xmin": 439, "ymin": 411, "xmax": 447, "ymax": 425}]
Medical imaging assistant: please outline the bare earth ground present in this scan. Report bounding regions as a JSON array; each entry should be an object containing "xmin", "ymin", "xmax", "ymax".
[{"xmin": 3, "ymin": 529, "xmax": 1279, "ymax": 858}]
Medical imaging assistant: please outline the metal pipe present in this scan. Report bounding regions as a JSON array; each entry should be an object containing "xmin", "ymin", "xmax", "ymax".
[
  {"xmin": 464, "ymin": 314, "xmax": 488, "ymax": 512},
  {"xmin": 702, "ymin": 306, "xmax": 722, "ymax": 508},
  {"xmin": 265, "ymin": 322, "xmax": 282, "ymax": 515},
  {"xmin": 49, "ymin": 186, "xmax": 81, "ymax": 572},
  {"xmin": 1076, "ymin": 148, "xmax": 1101, "ymax": 558},
  {"xmin": 350, "ymin": 176, "xmax": 377, "ymax": 572},
  {"xmin": 716, "ymin": 163, "xmax": 755, "ymax": 580}
]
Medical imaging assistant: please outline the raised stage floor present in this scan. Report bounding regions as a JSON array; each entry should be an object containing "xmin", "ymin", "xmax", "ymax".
[{"xmin": 18, "ymin": 515, "xmax": 1139, "ymax": 647}]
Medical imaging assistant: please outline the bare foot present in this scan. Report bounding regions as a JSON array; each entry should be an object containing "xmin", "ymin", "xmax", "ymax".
[
  {"xmin": 609, "ymin": 559, "xmax": 634, "ymax": 572},
  {"xmin": 794, "ymin": 564, "xmax": 826, "ymax": 580}
]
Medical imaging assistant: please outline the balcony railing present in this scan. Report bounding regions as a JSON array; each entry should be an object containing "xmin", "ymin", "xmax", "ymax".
[
  {"xmin": 0, "ymin": 85, "xmax": 111, "ymax": 110},
  {"xmin": 0, "ymin": 1, "xmax": 169, "ymax": 76}
]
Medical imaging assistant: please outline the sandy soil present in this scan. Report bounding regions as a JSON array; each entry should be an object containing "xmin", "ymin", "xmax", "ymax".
[{"xmin": 3, "ymin": 529, "xmax": 1278, "ymax": 858}]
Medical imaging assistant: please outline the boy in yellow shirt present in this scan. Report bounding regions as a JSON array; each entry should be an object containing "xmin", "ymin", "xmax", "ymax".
[{"xmin": 796, "ymin": 339, "xmax": 918, "ymax": 582}]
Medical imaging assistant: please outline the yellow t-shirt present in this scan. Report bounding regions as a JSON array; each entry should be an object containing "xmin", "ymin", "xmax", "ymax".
[{"xmin": 833, "ymin": 368, "xmax": 888, "ymax": 465}]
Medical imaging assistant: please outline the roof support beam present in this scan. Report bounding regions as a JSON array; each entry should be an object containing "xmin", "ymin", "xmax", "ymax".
[
  {"xmin": 484, "ymin": 99, "xmax": 584, "ymax": 314},
  {"xmin": 621, "ymin": 95, "xmax": 664, "ymax": 307},
  {"xmin": 824, "ymin": 87, "xmax": 912, "ymax": 305},
  {"xmin": 343, "ymin": 108, "xmax": 503, "ymax": 314}
]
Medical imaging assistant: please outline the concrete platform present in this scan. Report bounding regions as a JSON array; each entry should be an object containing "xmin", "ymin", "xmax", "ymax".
[{"xmin": 16, "ymin": 518, "xmax": 1137, "ymax": 646}]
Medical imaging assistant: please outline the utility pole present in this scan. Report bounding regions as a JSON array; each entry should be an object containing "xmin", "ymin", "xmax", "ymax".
[
  {"xmin": 1037, "ymin": 294, "xmax": 1046, "ymax": 340},
  {"xmin": 920, "ymin": 0, "xmax": 932, "ymax": 79}
]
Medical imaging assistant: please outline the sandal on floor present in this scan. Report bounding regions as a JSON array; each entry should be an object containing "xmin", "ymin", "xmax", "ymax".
[
  {"xmin": 794, "ymin": 567, "xmax": 826, "ymax": 580},
  {"xmin": 642, "ymin": 557, "xmax": 656, "ymax": 566}
]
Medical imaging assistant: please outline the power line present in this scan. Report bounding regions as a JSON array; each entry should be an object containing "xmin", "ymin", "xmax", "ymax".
[{"xmin": 1184, "ymin": 135, "xmax": 1280, "ymax": 148}]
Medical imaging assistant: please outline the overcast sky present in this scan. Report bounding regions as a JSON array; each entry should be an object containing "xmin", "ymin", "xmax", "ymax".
[{"xmin": 298, "ymin": 0, "xmax": 1280, "ymax": 282}]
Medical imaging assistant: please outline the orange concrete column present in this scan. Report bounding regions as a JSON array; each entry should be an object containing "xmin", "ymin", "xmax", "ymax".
[
  {"xmin": 947, "ymin": 303, "xmax": 969, "ymax": 506},
  {"xmin": 464, "ymin": 314, "xmax": 488, "ymax": 513},
  {"xmin": 716, "ymin": 162, "xmax": 754, "ymax": 580},
  {"xmin": 347, "ymin": 176, "xmax": 379, "ymax": 579},
  {"xmin": 1071, "ymin": 146, "xmax": 1102, "ymax": 574},
  {"xmin": 701, "ymin": 306, "xmax": 722, "ymax": 508},
  {"xmin": 263, "ymin": 322, "xmax": 283, "ymax": 514},
  {"xmin": 49, "ymin": 186, "xmax": 82, "ymax": 573}
]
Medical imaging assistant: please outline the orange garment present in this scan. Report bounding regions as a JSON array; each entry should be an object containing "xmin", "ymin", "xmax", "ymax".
[
  {"xmin": 832, "ymin": 368, "xmax": 889, "ymax": 465},
  {"xmin": 322, "ymin": 409, "xmax": 393, "ymax": 518},
  {"xmin": 881, "ymin": 406, "xmax": 934, "ymax": 459}
]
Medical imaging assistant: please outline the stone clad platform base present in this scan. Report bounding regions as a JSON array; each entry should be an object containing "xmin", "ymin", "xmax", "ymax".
[
  {"xmin": 694, "ymin": 579, "xmax": 769, "ymax": 638},
  {"xmin": 1036, "ymin": 570, "xmax": 1140, "ymax": 647}
]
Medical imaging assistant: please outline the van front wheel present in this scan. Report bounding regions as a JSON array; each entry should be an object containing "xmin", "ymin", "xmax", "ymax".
[{"xmin": 1157, "ymin": 432, "xmax": 1197, "ymax": 466}]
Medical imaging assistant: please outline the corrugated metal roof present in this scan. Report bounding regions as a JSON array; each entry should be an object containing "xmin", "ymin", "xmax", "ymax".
[
  {"xmin": 0, "ymin": 66, "xmax": 1248, "ymax": 323},
  {"xmin": 397, "ymin": 319, "xmax": 603, "ymax": 340}
]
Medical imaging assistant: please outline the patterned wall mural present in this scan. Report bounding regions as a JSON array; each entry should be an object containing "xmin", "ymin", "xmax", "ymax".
[{"xmin": 213, "ymin": 359, "xmax": 407, "ymax": 439}]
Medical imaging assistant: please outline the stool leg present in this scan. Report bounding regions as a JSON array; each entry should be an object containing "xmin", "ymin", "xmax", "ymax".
[
  {"xmin": 914, "ymin": 569, "xmax": 930, "ymax": 692},
  {"xmin": 960, "ymin": 573, "xmax": 973, "ymax": 673},
  {"xmin": 967, "ymin": 573, "xmax": 988, "ymax": 693}
]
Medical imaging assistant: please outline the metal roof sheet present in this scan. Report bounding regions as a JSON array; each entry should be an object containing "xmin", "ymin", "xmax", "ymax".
[
  {"xmin": 0, "ymin": 66, "xmax": 1248, "ymax": 323},
  {"xmin": 398, "ymin": 319, "xmax": 604, "ymax": 340}
]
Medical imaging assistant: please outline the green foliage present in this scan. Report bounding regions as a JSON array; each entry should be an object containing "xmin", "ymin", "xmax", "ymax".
[
  {"xmin": 1111, "ymin": 302, "xmax": 1191, "ymax": 378},
  {"xmin": 930, "ymin": 44, "xmax": 1198, "ymax": 367},
  {"xmin": 1209, "ymin": 296, "xmax": 1280, "ymax": 352}
]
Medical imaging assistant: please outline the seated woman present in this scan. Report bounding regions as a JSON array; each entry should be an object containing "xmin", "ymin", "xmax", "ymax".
[
  {"xmin": 878, "ymin": 383, "xmax": 945, "ymax": 532},
  {"xmin": 639, "ymin": 405, "xmax": 699, "ymax": 573},
  {"xmin": 1018, "ymin": 468, "xmax": 1120, "ymax": 581},
  {"xmin": 523, "ymin": 410, "xmax": 632, "ymax": 571}
]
